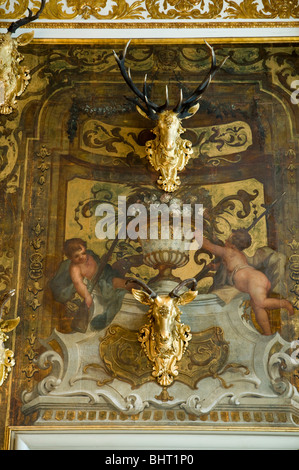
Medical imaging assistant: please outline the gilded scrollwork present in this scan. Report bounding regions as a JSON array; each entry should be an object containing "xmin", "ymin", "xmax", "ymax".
[
  {"xmin": 224, "ymin": 0, "xmax": 299, "ymax": 19},
  {"xmin": 66, "ymin": 0, "xmax": 145, "ymax": 19},
  {"xmin": 0, "ymin": 0, "xmax": 298, "ymax": 21},
  {"xmin": 0, "ymin": 290, "xmax": 19, "ymax": 386},
  {"xmin": 144, "ymin": 0, "xmax": 223, "ymax": 19},
  {"xmin": 0, "ymin": 0, "xmax": 145, "ymax": 20},
  {"xmin": 99, "ymin": 323, "xmax": 251, "ymax": 391}
]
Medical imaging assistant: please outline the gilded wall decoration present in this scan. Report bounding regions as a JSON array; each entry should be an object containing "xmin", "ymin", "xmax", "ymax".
[
  {"xmin": 223, "ymin": 0, "xmax": 299, "ymax": 19},
  {"xmin": 0, "ymin": 290, "xmax": 19, "ymax": 387},
  {"xmin": 0, "ymin": 41, "xmax": 299, "ymax": 446},
  {"xmin": 78, "ymin": 118, "xmax": 252, "ymax": 166},
  {"xmin": 113, "ymin": 40, "xmax": 228, "ymax": 192},
  {"xmin": 0, "ymin": 0, "xmax": 298, "ymax": 26},
  {"xmin": 98, "ymin": 323, "xmax": 235, "ymax": 390}
]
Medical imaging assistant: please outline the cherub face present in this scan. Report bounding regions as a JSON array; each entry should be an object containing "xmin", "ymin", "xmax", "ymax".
[{"xmin": 71, "ymin": 246, "xmax": 87, "ymax": 264}]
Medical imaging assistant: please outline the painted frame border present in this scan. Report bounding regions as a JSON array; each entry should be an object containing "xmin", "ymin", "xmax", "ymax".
[
  {"xmin": 5, "ymin": 426, "xmax": 299, "ymax": 450},
  {"xmin": 1, "ymin": 35, "xmax": 299, "ymax": 450}
]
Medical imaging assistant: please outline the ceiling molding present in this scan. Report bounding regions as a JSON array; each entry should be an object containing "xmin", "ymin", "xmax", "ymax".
[
  {"xmin": 1, "ymin": 21, "xmax": 299, "ymax": 29},
  {"xmin": 0, "ymin": 0, "xmax": 298, "ymax": 28}
]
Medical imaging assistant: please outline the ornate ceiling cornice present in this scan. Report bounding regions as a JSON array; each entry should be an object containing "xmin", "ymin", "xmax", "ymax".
[{"xmin": 0, "ymin": 0, "xmax": 298, "ymax": 28}]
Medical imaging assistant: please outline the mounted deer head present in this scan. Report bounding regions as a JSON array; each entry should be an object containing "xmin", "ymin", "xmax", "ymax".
[
  {"xmin": 127, "ymin": 277, "xmax": 198, "ymax": 387},
  {"xmin": 114, "ymin": 41, "xmax": 228, "ymax": 192},
  {"xmin": 0, "ymin": 0, "xmax": 46, "ymax": 114}
]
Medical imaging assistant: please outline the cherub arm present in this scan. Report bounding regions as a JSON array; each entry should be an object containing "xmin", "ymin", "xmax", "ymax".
[
  {"xmin": 70, "ymin": 264, "xmax": 93, "ymax": 308},
  {"xmin": 202, "ymin": 237, "xmax": 226, "ymax": 259}
]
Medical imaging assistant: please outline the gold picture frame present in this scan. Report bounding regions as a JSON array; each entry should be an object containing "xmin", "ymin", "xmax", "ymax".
[{"xmin": 0, "ymin": 36, "xmax": 299, "ymax": 450}]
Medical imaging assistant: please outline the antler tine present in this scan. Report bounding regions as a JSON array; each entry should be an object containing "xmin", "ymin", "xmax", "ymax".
[
  {"xmin": 113, "ymin": 42, "xmax": 144, "ymax": 103},
  {"xmin": 8, "ymin": 0, "xmax": 46, "ymax": 34},
  {"xmin": 182, "ymin": 41, "xmax": 217, "ymax": 105},
  {"xmin": 169, "ymin": 278, "xmax": 197, "ymax": 298},
  {"xmin": 157, "ymin": 84, "xmax": 169, "ymax": 113},
  {"xmin": 174, "ymin": 41, "xmax": 229, "ymax": 118},
  {"xmin": 143, "ymin": 73, "xmax": 148, "ymax": 96},
  {"xmin": 122, "ymin": 38, "xmax": 131, "ymax": 60},
  {"xmin": 125, "ymin": 278, "xmax": 157, "ymax": 298},
  {"xmin": 114, "ymin": 40, "xmax": 161, "ymax": 119},
  {"xmin": 144, "ymin": 93, "xmax": 159, "ymax": 120},
  {"xmin": 174, "ymin": 87, "xmax": 183, "ymax": 112}
]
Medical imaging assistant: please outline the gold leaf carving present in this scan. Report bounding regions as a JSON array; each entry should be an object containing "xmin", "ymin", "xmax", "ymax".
[
  {"xmin": 0, "ymin": 0, "xmax": 298, "ymax": 21},
  {"xmin": 42, "ymin": 0, "xmax": 145, "ymax": 20},
  {"xmin": 68, "ymin": 0, "xmax": 146, "ymax": 20},
  {"xmin": 42, "ymin": 0, "xmax": 78, "ymax": 20},
  {"xmin": 100, "ymin": 325, "xmax": 154, "ymax": 388},
  {"xmin": 0, "ymin": 0, "xmax": 145, "ymax": 20},
  {"xmin": 145, "ymin": 0, "xmax": 223, "ymax": 19},
  {"xmin": 0, "ymin": 0, "xmax": 30, "ymax": 19},
  {"xmin": 224, "ymin": 0, "xmax": 299, "ymax": 19},
  {"xmin": 99, "ymin": 324, "xmax": 241, "ymax": 390},
  {"xmin": 80, "ymin": 119, "xmax": 252, "ymax": 166}
]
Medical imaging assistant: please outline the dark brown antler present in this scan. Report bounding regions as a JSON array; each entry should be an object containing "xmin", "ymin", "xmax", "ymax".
[
  {"xmin": 113, "ymin": 40, "xmax": 169, "ymax": 121},
  {"xmin": 8, "ymin": 0, "xmax": 46, "ymax": 34},
  {"xmin": 169, "ymin": 278, "xmax": 197, "ymax": 298},
  {"xmin": 174, "ymin": 41, "xmax": 229, "ymax": 119},
  {"xmin": 125, "ymin": 278, "xmax": 157, "ymax": 298},
  {"xmin": 114, "ymin": 40, "xmax": 228, "ymax": 121}
]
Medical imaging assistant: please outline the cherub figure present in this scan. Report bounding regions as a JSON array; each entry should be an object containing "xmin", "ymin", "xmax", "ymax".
[
  {"xmin": 201, "ymin": 229, "xmax": 294, "ymax": 336},
  {"xmin": 51, "ymin": 238, "xmax": 142, "ymax": 332},
  {"xmin": 64, "ymin": 238, "xmax": 138, "ymax": 308}
]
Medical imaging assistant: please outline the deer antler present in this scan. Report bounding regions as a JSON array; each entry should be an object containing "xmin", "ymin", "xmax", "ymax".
[
  {"xmin": 113, "ymin": 40, "xmax": 169, "ymax": 121},
  {"xmin": 169, "ymin": 278, "xmax": 197, "ymax": 298},
  {"xmin": 174, "ymin": 41, "xmax": 229, "ymax": 119},
  {"xmin": 125, "ymin": 278, "xmax": 157, "ymax": 299},
  {"xmin": 8, "ymin": 0, "xmax": 46, "ymax": 34},
  {"xmin": 114, "ymin": 40, "xmax": 228, "ymax": 121}
]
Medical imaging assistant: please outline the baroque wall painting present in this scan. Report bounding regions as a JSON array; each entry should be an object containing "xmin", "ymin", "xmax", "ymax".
[{"xmin": 0, "ymin": 39, "xmax": 299, "ymax": 444}]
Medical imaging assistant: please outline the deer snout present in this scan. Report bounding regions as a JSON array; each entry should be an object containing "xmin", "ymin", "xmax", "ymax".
[
  {"xmin": 164, "ymin": 140, "xmax": 175, "ymax": 151},
  {"xmin": 160, "ymin": 330, "xmax": 170, "ymax": 342}
]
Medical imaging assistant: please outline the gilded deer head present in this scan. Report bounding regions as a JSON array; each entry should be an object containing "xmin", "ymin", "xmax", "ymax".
[
  {"xmin": 128, "ymin": 278, "xmax": 198, "ymax": 387},
  {"xmin": 114, "ymin": 41, "xmax": 228, "ymax": 192}
]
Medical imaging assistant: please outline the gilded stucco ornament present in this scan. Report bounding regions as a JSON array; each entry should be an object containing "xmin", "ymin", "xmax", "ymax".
[
  {"xmin": 0, "ymin": 289, "xmax": 20, "ymax": 386},
  {"xmin": 0, "ymin": 0, "xmax": 298, "ymax": 21},
  {"xmin": 128, "ymin": 278, "xmax": 198, "ymax": 387},
  {"xmin": 0, "ymin": 0, "xmax": 45, "ymax": 115},
  {"xmin": 114, "ymin": 41, "xmax": 228, "ymax": 192}
]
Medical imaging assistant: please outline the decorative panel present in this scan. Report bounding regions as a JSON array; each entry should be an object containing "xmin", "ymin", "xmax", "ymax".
[
  {"xmin": 0, "ymin": 0, "xmax": 298, "ymax": 28},
  {"xmin": 0, "ymin": 38, "xmax": 299, "ymax": 449}
]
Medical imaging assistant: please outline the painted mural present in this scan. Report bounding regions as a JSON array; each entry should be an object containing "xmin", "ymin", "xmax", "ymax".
[{"xmin": 0, "ymin": 39, "xmax": 299, "ymax": 443}]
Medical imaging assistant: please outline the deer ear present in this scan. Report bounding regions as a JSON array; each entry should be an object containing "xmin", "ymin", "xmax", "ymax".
[
  {"xmin": 132, "ymin": 288, "xmax": 154, "ymax": 306},
  {"xmin": 16, "ymin": 31, "xmax": 34, "ymax": 46},
  {"xmin": 184, "ymin": 103, "xmax": 200, "ymax": 119},
  {"xmin": 136, "ymin": 105, "xmax": 152, "ymax": 120},
  {"xmin": 177, "ymin": 290, "xmax": 198, "ymax": 306}
]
